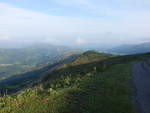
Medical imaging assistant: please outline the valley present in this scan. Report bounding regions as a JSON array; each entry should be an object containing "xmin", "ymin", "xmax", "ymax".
[{"xmin": 0, "ymin": 44, "xmax": 79, "ymax": 80}]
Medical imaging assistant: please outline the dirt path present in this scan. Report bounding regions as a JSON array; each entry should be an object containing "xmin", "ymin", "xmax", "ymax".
[{"xmin": 132, "ymin": 60, "xmax": 150, "ymax": 113}]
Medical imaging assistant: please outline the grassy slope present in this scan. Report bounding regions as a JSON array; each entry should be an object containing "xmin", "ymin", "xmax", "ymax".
[
  {"xmin": 0, "ymin": 52, "xmax": 149, "ymax": 113},
  {"xmin": 63, "ymin": 63, "xmax": 135, "ymax": 113}
]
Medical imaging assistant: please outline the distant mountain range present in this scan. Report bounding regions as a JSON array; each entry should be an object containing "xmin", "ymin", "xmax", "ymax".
[
  {"xmin": 107, "ymin": 42, "xmax": 150, "ymax": 54},
  {"xmin": 0, "ymin": 43, "xmax": 71, "ymax": 65}
]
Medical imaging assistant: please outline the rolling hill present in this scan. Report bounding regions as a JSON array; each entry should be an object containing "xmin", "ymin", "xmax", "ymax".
[
  {"xmin": 0, "ymin": 50, "xmax": 150, "ymax": 113},
  {"xmin": 0, "ymin": 44, "xmax": 79, "ymax": 80}
]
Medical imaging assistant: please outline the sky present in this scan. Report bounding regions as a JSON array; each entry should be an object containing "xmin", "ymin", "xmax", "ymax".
[{"xmin": 0, "ymin": 0, "xmax": 150, "ymax": 48}]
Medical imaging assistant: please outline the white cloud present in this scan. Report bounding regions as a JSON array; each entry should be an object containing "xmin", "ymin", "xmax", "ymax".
[
  {"xmin": 0, "ymin": 2, "xmax": 150, "ymax": 47},
  {"xmin": 0, "ymin": 34, "xmax": 9, "ymax": 40},
  {"xmin": 75, "ymin": 37, "xmax": 87, "ymax": 44}
]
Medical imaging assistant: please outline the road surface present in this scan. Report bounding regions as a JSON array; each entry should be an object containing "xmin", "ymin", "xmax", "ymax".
[{"xmin": 133, "ymin": 60, "xmax": 150, "ymax": 113}]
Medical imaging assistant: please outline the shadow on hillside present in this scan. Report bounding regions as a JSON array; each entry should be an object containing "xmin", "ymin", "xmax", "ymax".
[{"xmin": 0, "ymin": 54, "xmax": 79, "ymax": 95}]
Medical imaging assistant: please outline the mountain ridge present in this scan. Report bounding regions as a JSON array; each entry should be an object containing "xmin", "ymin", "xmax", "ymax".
[{"xmin": 108, "ymin": 42, "xmax": 150, "ymax": 54}]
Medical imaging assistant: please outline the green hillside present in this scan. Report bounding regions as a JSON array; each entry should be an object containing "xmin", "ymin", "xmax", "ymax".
[{"xmin": 0, "ymin": 51, "xmax": 150, "ymax": 113}]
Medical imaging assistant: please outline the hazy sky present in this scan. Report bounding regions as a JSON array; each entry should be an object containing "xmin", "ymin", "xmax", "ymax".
[{"xmin": 0, "ymin": 0, "xmax": 150, "ymax": 48}]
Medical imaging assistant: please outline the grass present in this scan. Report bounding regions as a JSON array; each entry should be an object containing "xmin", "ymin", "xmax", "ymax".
[
  {"xmin": 0, "ymin": 62, "xmax": 136, "ymax": 113},
  {"xmin": 63, "ymin": 63, "xmax": 136, "ymax": 113}
]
